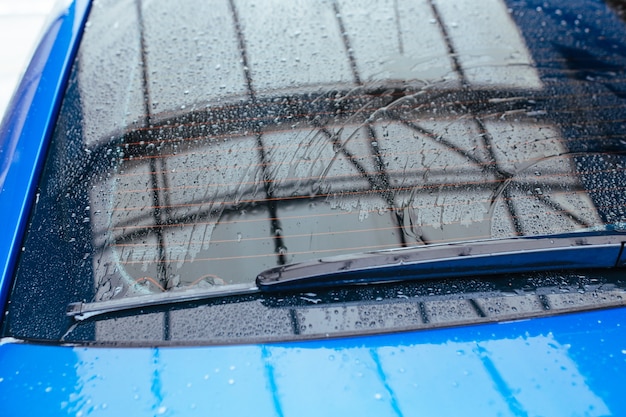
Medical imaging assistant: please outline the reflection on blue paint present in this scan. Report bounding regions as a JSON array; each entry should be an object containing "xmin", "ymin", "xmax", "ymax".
[
  {"xmin": 151, "ymin": 349, "xmax": 168, "ymax": 416},
  {"xmin": 370, "ymin": 348, "xmax": 403, "ymax": 417},
  {"xmin": 0, "ymin": 308, "xmax": 624, "ymax": 416},
  {"xmin": 263, "ymin": 333, "xmax": 611, "ymax": 416},
  {"xmin": 262, "ymin": 345, "xmax": 284, "ymax": 417},
  {"xmin": 474, "ymin": 344, "xmax": 528, "ymax": 417}
]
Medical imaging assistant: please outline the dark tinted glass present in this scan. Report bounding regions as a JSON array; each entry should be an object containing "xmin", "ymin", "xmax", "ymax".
[{"xmin": 4, "ymin": 0, "xmax": 626, "ymax": 341}]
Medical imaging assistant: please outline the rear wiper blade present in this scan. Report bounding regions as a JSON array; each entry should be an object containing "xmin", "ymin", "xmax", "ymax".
[
  {"xmin": 68, "ymin": 232, "xmax": 626, "ymax": 320},
  {"xmin": 256, "ymin": 232, "xmax": 626, "ymax": 292}
]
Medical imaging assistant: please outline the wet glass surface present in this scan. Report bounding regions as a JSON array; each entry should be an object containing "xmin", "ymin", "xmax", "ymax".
[
  {"xmin": 4, "ymin": 0, "xmax": 626, "ymax": 341},
  {"xmin": 64, "ymin": 270, "xmax": 626, "ymax": 344}
]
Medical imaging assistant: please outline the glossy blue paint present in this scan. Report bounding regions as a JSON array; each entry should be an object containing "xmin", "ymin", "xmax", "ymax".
[
  {"xmin": 0, "ymin": 0, "xmax": 91, "ymax": 311},
  {"xmin": 1, "ymin": 307, "xmax": 625, "ymax": 417}
]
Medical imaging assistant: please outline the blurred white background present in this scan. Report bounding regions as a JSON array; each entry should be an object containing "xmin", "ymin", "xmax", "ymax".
[{"xmin": 0, "ymin": 0, "xmax": 57, "ymax": 120}]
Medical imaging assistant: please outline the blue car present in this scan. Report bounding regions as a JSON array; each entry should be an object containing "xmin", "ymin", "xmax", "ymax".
[{"xmin": 2, "ymin": 0, "xmax": 626, "ymax": 415}]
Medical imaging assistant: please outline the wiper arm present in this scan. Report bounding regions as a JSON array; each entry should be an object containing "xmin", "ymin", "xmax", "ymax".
[
  {"xmin": 67, "ymin": 284, "xmax": 258, "ymax": 321},
  {"xmin": 68, "ymin": 232, "xmax": 626, "ymax": 320},
  {"xmin": 256, "ymin": 232, "xmax": 626, "ymax": 292}
]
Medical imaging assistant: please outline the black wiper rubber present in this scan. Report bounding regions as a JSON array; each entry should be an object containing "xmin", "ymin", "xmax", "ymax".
[
  {"xmin": 67, "ymin": 284, "xmax": 258, "ymax": 321},
  {"xmin": 256, "ymin": 232, "xmax": 626, "ymax": 292},
  {"xmin": 68, "ymin": 232, "xmax": 626, "ymax": 319}
]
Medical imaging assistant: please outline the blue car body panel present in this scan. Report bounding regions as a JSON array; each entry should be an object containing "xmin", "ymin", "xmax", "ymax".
[
  {"xmin": 0, "ymin": 0, "xmax": 91, "ymax": 312},
  {"xmin": 1, "ymin": 307, "xmax": 625, "ymax": 416},
  {"xmin": 2, "ymin": 1, "xmax": 626, "ymax": 416}
]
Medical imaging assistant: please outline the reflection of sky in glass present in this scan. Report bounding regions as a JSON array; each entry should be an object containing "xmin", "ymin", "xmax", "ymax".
[
  {"xmin": 74, "ymin": 0, "xmax": 613, "ymax": 300},
  {"xmin": 78, "ymin": 0, "xmax": 541, "ymax": 138},
  {"xmin": 89, "ymin": 113, "xmax": 603, "ymax": 296}
]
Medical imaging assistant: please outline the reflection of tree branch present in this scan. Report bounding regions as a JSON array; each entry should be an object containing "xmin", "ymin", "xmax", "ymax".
[
  {"xmin": 502, "ymin": 187, "xmax": 523, "ymax": 236},
  {"xmin": 366, "ymin": 124, "xmax": 409, "ymax": 246},
  {"xmin": 313, "ymin": 98, "xmax": 378, "ymax": 186},
  {"xmin": 535, "ymin": 194, "xmax": 593, "ymax": 228},
  {"xmin": 389, "ymin": 112, "xmax": 514, "ymax": 180},
  {"xmin": 399, "ymin": 185, "xmax": 427, "ymax": 244},
  {"xmin": 488, "ymin": 151, "xmax": 626, "ymax": 233},
  {"xmin": 82, "ymin": 89, "xmax": 621, "ymax": 267},
  {"xmin": 56, "ymin": 87, "xmax": 541, "ymax": 201},
  {"xmin": 319, "ymin": 123, "xmax": 417, "ymax": 244},
  {"xmin": 395, "ymin": 117, "xmax": 485, "ymax": 166},
  {"xmin": 317, "ymin": 125, "xmax": 380, "ymax": 190}
]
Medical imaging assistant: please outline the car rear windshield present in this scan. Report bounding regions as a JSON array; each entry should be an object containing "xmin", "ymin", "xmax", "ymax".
[{"xmin": 4, "ymin": 0, "xmax": 626, "ymax": 340}]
